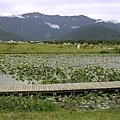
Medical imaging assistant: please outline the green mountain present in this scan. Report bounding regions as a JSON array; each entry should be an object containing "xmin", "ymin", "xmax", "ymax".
[
  {"xmin": 0, "ymin": 13, "xmax": 96, "ymax": 41},
  {"xmin": 0, "ymin": 12, "xmax": 120, "ymax": 41},
  {"xmin": 60, "ymin": 25, "xmax": 120, "ymax": 40},
  {"xmin": 0, "ymin": 28, "xmax": 26, "ymax": 41}
]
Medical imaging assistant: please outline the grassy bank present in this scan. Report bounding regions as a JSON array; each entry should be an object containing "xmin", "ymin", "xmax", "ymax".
[
  {"xmin": 0, "ymin": 110, "xmax": 120, "ymax": 120},
  {"xmin": 0, "ymin": 42, "xmax": 118, "ymax": 54}
]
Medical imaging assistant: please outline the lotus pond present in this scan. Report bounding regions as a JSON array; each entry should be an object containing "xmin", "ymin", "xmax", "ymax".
[
  {"xmin": 0, "ymin": 54, "xmax": 120, "ymax": 84},
  {"xmin": 0, "ymin": 54, "xmax": 120, "ymax": 111}
]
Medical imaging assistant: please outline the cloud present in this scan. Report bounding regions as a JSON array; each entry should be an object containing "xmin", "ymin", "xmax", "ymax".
[
  {"xmin": 44, "ymin": 22, "xmax": 60, "ymax": 29},
  {"xmin": 0, "ymin": 0, "xmax": 120, "ymax": 21}
]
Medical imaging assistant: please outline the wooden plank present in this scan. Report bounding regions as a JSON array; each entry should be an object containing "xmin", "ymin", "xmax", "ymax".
[
  {"xmin": 0, "ymin": 81, "xmax": 120, "ymax": 94},
  {"xmin": 51, "ymin": 84, "xmax": 59, "ymax": 91}
]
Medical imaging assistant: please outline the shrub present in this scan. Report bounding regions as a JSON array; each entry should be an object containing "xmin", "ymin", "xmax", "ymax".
[{"xmin": 0, "ymin": 94, "xmax": 59, "ymax": 112}]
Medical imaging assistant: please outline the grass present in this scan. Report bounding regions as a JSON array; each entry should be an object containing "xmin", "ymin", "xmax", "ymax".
[
  {"xmin": 0, "ymin": 42, "xmax": 118, "ymax": 54},
  {"xmin": 0, "ymin": 110, "xmax": 120, "ymax": 120},
  {"xmin": 0, "ymin": 94, "xmax": 120, "ymax": 120}
]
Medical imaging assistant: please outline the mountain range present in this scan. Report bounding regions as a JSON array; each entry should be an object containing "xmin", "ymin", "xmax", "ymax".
[
  {"xmin": 0, "ymin": 12, "xmax": 120, "ymax": 41},
  {"xmin": 61, "ymin": 25, "xmax": 120, "ymax": 40},
  {"xmin": 0, "ymin": 27, "xmax": 26, "ymax": 41}
]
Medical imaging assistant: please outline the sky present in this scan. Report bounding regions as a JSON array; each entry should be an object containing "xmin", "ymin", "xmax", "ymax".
[{"xmin": 0, "ymin": 0, "xmax": 120, "ymax": 21}]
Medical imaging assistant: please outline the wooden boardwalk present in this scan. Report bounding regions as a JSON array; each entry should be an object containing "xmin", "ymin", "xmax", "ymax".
[{"xmin": 0, "ymin": 81, "xmax": 120, "ymax": 95}]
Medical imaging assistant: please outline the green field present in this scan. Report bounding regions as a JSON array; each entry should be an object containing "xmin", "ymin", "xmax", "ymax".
[
  {"xmin": 0, "ymin": 42, "xmax": 119, "ymax": 54},
  {"xmin": 0, "ymin": 110, "xmax": 120, "ymax": 120}
]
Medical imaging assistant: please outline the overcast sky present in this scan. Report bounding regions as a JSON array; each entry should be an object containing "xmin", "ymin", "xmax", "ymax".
[{"xmin": 0, "ymin": 0, "xmax": 120, "ymax": 21}]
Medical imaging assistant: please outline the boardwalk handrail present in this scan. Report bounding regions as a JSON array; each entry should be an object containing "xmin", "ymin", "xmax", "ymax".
[{"xmin": 0, "ymin": 81, "xmax": 120, "ymax": 94}]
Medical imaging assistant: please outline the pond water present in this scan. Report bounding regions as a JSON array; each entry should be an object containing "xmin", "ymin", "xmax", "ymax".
[{"xmin": 0, "ymin": 75, "xmax": 29, "ymax": 84}]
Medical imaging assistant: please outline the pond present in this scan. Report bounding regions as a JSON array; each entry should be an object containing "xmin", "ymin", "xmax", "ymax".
[{"xmin": 0, "ymin": 54, "xmax": 120, "ymax": 84}]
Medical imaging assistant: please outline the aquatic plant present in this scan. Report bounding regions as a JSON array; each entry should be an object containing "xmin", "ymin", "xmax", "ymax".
[{"xmin": 0, "ymin": 54, "xmax": 120, "ymax": 84}]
